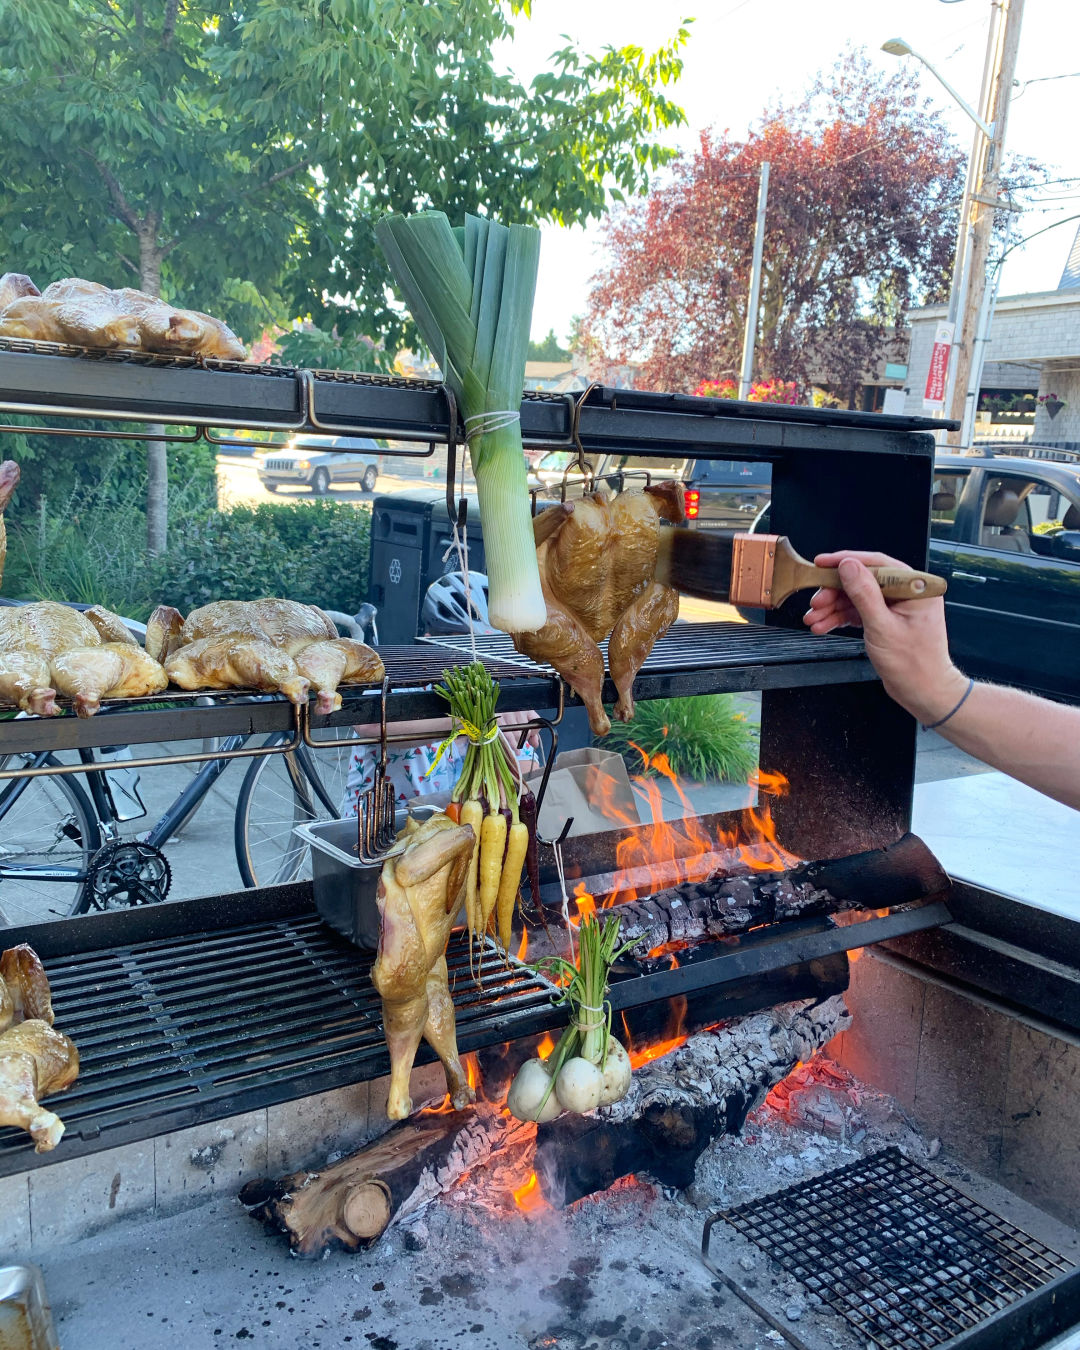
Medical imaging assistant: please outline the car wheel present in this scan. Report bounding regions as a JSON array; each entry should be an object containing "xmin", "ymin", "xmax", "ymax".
[
  {"xmin": 362, "ymin": 466, "xmax": 377, "ymax": 492},
  {"xmin": 265, "ymin": 483, "xmax": 279, "ymax": 493},
  {"xmin": 311, "ymin": 468, "xmax": 330, "ymax": 495}
]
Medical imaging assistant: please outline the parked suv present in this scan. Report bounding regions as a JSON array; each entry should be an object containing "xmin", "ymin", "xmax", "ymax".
[
  {"xmin": 257, "ymin": 435, "xmax": 382, "ymax": 495},
  {"xmin": 927, "ymin": 453, "xmax": 1080, "ymax": 701},
  {"xmin": 527, "ymin": 451, "xmax": 770, "ymax": 528}
]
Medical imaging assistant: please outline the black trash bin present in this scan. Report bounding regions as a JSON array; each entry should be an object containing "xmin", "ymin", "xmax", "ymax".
[{"xmin": 368, "ymin": 492, "xmax": 485, "ymax": 643}]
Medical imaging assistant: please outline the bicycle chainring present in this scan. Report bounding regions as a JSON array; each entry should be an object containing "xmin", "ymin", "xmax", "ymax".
[{"xmin": 85, "ymin": 841, "xmax": 172, "ymax": 910}]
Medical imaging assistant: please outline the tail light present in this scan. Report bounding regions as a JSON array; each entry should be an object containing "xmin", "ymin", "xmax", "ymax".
[{"xmin": 684, "ymin": 488, "xmax": 700, "ymax": 519}]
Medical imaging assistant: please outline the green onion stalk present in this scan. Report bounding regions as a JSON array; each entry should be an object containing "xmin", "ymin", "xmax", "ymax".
[
  {"xmin": 535, "ymin": 914, "xmax": 635, "ymax": 1077},
  {"xmin": 436, "ymin": 661, "xmax": 520, "ymax": 823},
  {"xmin": 375, "ymin": 211, "xmax": 546, "ymax": 635}
]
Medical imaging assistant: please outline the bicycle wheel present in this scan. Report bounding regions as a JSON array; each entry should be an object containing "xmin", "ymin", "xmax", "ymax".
[
  {"xmin": 234, "ymin": 725, "xmax": 356, "ymax": 888},
  {"xmin": 0, "ymin": 757, "xmax": 99, "ymax": 925}
]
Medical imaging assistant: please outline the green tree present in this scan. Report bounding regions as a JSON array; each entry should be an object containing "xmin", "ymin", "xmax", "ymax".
[
  {"xmin": 0, "ymin": 0, "xmax": 688, "ymax": 551},
  {"xmin": 527, "ymin": 328, "xmax": 572, "ymax": 362}
]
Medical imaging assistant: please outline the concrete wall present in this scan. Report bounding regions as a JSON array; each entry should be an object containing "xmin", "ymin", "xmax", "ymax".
[
  {"xmin": 829, "ymin": 950, "xmax": 1080, "ymax": 1227},
  {"xmin": 1033, "ymin": 363, "xmax": 1080, "ymax": 446}
]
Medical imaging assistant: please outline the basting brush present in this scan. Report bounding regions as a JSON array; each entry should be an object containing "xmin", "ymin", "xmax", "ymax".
[{"xmin": 654, "ymin": 528, "xmax": 946, "ymax": 608}]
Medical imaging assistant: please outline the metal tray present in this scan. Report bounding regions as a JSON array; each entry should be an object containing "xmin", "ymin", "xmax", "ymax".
[{"xmin": 0, "ymin": 1265, "xmax": 59, "ymax": 1350}]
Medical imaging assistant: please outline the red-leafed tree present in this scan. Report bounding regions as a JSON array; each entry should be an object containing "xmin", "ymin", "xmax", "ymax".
[{"xmin": 579, "ymin": 52, "xmax": 967, "ymax": 400}]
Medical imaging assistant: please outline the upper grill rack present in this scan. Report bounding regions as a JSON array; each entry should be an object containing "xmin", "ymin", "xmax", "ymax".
[
  {"xmin": 0, "ymin": 623, "xmax": 869, "ymax": 766},
  {"xmin": 0, "ymin": 913, "xmax": 562, "ymax": 1177}
]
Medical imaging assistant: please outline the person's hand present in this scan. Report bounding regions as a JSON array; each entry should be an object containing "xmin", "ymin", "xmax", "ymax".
[
  {"xmin": 802, "ymin": 551, "xmax": 967, "ymax": 725},
  {"xmin": 496, "ymin": 708, "xmax": 542, "ymax": 755}
]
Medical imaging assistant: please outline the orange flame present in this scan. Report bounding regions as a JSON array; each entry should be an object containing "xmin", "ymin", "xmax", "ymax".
[
  {"xmin": 625, "ymin": 995, "xmax": 689, "ymax": 1070},
  {"xmin": 536, "ymin": 1032, "xmax": 556, "ymax": 1060},
  {"xmin": 512, "ymin": 1171, "xmax": 546, "ymax": 1213},
  {"xmin": 464, "ymin": 1053, "xmax": 481, "ymax": 1093},
  {"xmin": 515, "ymin": 928, "xmax": 528, "ymax": 963},
  {"xmin": 572, "ymin": 882, "xmax": 596, "ymax": 924}
]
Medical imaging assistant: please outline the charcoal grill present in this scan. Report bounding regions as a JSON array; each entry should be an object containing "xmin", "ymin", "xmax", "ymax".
[{"xmin": 706, "ymin": 1148, "xmax": 1080, "ymax": 1350}]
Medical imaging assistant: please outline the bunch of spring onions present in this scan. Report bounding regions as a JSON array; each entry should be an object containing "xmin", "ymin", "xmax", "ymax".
[
  {"xmin": 437, "ymin": 662, "xmax": 540, "ymax": 954},
  {"xmin": 506, "ymin": 914, "xmax": 635, "ymax": 1123},
  {"xmin": 375, "ymin": 211, "xmax": 546, "ymax": 634}
]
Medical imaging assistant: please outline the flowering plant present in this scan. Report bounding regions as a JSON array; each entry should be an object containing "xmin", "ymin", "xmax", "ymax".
[
  {"xmin": 1037, "ymin": 392, "xmax": 1066, "ymax": 408},
  {"xmin": 694, "ymin": 377, "xmax": 800, "ymax": 404}
]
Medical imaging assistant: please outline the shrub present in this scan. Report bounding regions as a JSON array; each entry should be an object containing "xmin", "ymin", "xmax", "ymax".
[
  {"xmin": 603, "ymin": 694, "xmax": 759, "ymax": 783},
  {"xmin": 150, "ymin": 499, "xmax": 372, "ymax": 615}
]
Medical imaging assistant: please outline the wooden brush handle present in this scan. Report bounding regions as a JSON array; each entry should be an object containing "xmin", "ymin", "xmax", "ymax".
[{"xmin": 813, "ymin": 564, "xmax": 946, "ymax": 600}]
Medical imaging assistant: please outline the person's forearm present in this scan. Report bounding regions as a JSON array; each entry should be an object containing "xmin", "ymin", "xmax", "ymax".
[{"xmin": 934, "ymin": 683, "xmax": 1080, "ymax": 810}]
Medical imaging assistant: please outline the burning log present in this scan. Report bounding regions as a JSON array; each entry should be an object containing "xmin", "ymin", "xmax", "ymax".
[
  {"xmin": 241, "ymin": 996, "xmax": 848, "ymax": 1255},
  {"xmin": 240, "ymin": 1104, "xmax": 530, "ymax": 1257},
  {"xmin": 535, "ymin": 994, "xmax": 851, "ymax": 1206},
  {"xmin": 610, "ymin": 832, "xmax": 946, "ymax": 958}
]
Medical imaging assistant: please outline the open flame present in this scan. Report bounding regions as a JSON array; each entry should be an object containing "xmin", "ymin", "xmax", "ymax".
[
  {"xmin": 623, "ymin": 995, "xmax": 689, "ymax": 1070},
  {"xmin": 512, "ymin": 1170, "xmax": 545, "ymax": 1212}
]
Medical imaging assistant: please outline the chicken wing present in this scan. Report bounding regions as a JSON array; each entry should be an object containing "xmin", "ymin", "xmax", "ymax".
[
  {"xmin": 372, "ymin": 817, "xmax": 476, "ymax": 1120},
  {"xmin": 0, "ymin": 1020, "xmax": 79, "ymax": 1152},
  {"xmin": 0, "ymin": 944, "xmax": 55, "ymax": 1031}
]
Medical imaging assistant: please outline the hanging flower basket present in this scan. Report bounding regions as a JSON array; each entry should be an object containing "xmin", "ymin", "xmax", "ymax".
[{"xmin": 1038, "ymin": 393, "xmax": 1067, "ymax": 420}]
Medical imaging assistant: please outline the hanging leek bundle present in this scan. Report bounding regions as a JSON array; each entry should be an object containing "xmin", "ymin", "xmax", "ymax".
[{"xmin": 375, "ymin": 211, "xmax": 546, "ymax": 634}]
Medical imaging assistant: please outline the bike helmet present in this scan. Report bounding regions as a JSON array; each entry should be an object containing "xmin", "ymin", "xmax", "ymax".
[{"xmin": 421, "ymin": 571, "xmax": 497, "ymax": 636}]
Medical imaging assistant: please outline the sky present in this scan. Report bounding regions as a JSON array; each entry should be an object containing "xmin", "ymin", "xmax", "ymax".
[{"xmin": 498, "ymin": 0, "xmax": 1080, "ymax": 345}]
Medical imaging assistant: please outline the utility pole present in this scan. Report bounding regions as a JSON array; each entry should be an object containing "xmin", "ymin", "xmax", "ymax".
[
  {"xmin": 739, "ymin": 161, "xmax": 770, "ymax": 400},
  {"xmin": 947, "ymin": 0, "xmax": 1025, "ymax": 445}
]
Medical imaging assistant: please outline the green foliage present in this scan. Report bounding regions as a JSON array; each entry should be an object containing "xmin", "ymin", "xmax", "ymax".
[
  {"xmin": 273, "ymin": 327, "xmax": 393, "ymax": 374},
  {"xmin": 6, "ymin": 485, "xmax": 372, "ymax": 620},
  {"xmin": 603, "ymin": 695, "xmax": 759, "ymax": 784},
  {"xmin": 151, "ymin": 500, "xmax": 372, "ymax": 615},
  {"xmin": 527, "ymin": 329, "xmax": 572, "ymax": 362},
  {"xmin": 0, "ymin": 1, "xmax": 688, "ymax": 353}
]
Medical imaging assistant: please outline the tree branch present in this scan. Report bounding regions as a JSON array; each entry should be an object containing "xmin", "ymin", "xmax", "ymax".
[
  {"xmin": 83, "ymin": 152, "xmax": 142, "ymax": 234},
  {"xmin": 161, "ymin": 0, "xmax": 180, "ymax": 49}
]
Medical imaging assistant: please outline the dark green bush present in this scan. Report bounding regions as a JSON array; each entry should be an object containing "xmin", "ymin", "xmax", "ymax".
[
  {"xmin": 603, "ymin": 694, "xmax": 759, "ymax": 784},
  {"xmin": 150, "ymin": 499, "xmax": 372, "ymax": 615}
]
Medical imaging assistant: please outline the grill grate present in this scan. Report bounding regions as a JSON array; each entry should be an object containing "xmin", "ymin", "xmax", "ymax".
[
  {"xmin": 0, "ymin": 915, "xmax": 559, "ymax": 1176},
  {"xmin": 427, "ymin": 619, "xmax": 866, "ymax": 674},
  {"xmin": 719, "ymin": 1148, "xmax": 1075, "ymax": 1350}
]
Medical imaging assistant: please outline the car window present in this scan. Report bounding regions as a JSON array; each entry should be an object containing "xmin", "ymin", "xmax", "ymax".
[
  {"xmin": 930, "ymin": 473, "xmax": 963, "ymax": 540},
  {"xmin": 691, "ymin": 459, "xmax": 771, "ymax": 486},
  {"xmin": 979, "ymin": 475, "xmax": 1037, "ymax": 554},
  {"xmin": 603, "ymin": 454, "xmax": 689, "ymax": 481}
]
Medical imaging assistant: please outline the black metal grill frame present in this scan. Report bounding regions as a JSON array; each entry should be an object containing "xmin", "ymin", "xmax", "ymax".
[
  {"xmin": 716, "ymin": 1148, "xmax": 1078, "ymax": 1350},
  {"xmin": 0, "ymin": 888, "xmax": 564, "ymax": 1178}
]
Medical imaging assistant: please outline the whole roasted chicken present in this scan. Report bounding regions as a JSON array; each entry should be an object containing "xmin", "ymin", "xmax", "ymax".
[
  {"xmin": 150, "ymin": 598, "xmax": 384, "ymax": 713},
  {"xmin": 372, "ymin": 814, "xmax": 476, "ymax": 1120},
  {"xmin": 0, "ymin": 602, "xmax": 167, "ymax": 716},
  {"xmin": 0, "ymin": 944, "xmax": 78, "ymax": 1152},
  {"xmin": 515, "ymin": 483, "xmax": 684, "ymax": 736}
]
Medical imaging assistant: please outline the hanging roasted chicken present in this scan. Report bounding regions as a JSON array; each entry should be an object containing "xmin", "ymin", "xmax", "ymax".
[
  {"xmin": 0, "ymin": 273, "xmax": 247, "ymax": 359},
  {"xmin": 372, "ymin": 814, "xmax": 476, "ymax": 1120},
  {"xmin": 149, "ymin": 598, "xmax": 385, "ymax": 713},
  {"xmin": 0, "ymin": 944, "xmax": 78, "ymax": 1152},
  {"xmin": 514, "ymin": 482, "xmax": 685, "ymax": 736},
  {"xmin": 0, "ymin": 602, "xmax": 167, "ymax": 716},
  {"xmin": 0, "ymin": 458, "xmax": 19, "ymax": 592}
]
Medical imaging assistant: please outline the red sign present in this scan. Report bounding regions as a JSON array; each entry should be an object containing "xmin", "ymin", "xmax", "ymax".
[{"xmin": 923, "ymin": 321, "xmax": 953, "ymax": 411}]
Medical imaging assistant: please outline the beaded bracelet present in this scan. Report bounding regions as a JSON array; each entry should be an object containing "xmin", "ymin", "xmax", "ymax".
[{"xmin": 921, "ymin": 677, "xmax": 975, "ymax": 732}]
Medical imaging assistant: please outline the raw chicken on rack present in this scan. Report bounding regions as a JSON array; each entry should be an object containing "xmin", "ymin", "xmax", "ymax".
[
  {"xmin": 0, "ymin": 945, "xmax": 79, "ymax": 1153},
  {"xmin": 0, "ymin": 602, "xmax": 168, "ymax": 717},
  {"xmin": 149, "ymin": 597, "xmax": 385, "ymax": 713},
  {"xmin": 514, "ymin": 482, "xmax": 684, "ymax": 736}
]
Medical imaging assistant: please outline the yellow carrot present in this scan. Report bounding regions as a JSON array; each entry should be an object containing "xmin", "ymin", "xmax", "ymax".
[
  {"xmin": 478, "ymin": 811, "xmax": 507, "ymax": 931},
  {"xmin": 460, "ymin": 798, "xmax": 484, "ymax": 939},
  {"xmin": 496, "ymin": 819, "xmax": 530, "ymax": 951}
]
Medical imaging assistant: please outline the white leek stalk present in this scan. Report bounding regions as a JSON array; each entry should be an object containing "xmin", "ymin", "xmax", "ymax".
[{"xmin": 375, "ymin": 211, "xmax": 547, "ymax": 634}]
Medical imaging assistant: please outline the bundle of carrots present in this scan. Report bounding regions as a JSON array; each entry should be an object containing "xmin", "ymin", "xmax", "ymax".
[{"xmin": 436, "ymin": 662, "xmax": 540, "ymax": 955}]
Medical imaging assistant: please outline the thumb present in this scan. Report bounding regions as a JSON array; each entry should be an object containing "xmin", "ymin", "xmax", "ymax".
[{"xmin": 836, "ymin": 558, "xmax": 892, "ymax": 632}]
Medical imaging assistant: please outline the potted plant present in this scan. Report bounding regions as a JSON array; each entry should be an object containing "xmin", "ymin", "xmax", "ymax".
[{"xmin": 1038, "ymin": 392, "xmax": 1067, "ymax": 420}]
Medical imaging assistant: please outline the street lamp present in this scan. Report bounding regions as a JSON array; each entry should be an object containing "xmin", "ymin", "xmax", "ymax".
[{"xmin": 880, "ymin": 39, "xmax": 995, "ymax": 137}]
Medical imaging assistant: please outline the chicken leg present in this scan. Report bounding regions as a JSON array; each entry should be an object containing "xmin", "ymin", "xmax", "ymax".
[
  {"xmin": 0, "ymin": 1019, "xmax": 79, "ymax": 1152},
  {"xmin": 51, "ymin": 643, "xmax": 168, "ymax": 717},
  {"xmin": 0, "ymin": 649, "xmax": 57, "ymax": 716},
  {"xmin": 608, "ymin": 580, "xmax": 679, "ymax": 723},
  {"xmin": 294, "ymin": 638, "xmax": 387, "ymax": 714},
  {"xmin": 165, "ymin": 634, "xmax": 310, "ymax": 706},
  {"xmin": 515, "ymin": 600, "xmax": 609, "ymax": 737}
]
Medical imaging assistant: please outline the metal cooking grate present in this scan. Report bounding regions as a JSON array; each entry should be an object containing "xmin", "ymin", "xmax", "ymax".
[
  {"xmin": 719, "ymin": 1148, "xmax": 1075, "ymax": 1350},
  {"xmin": 378, "ymin": 644, "xmax": 545, "ymax": 688},
  {"xmin": 0, "ymin": 916, "xmax": 559, "ymax": 1175},
  {"xmin": 428, "ymin": 619, "xmax": 866, "ymax": 674}
]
